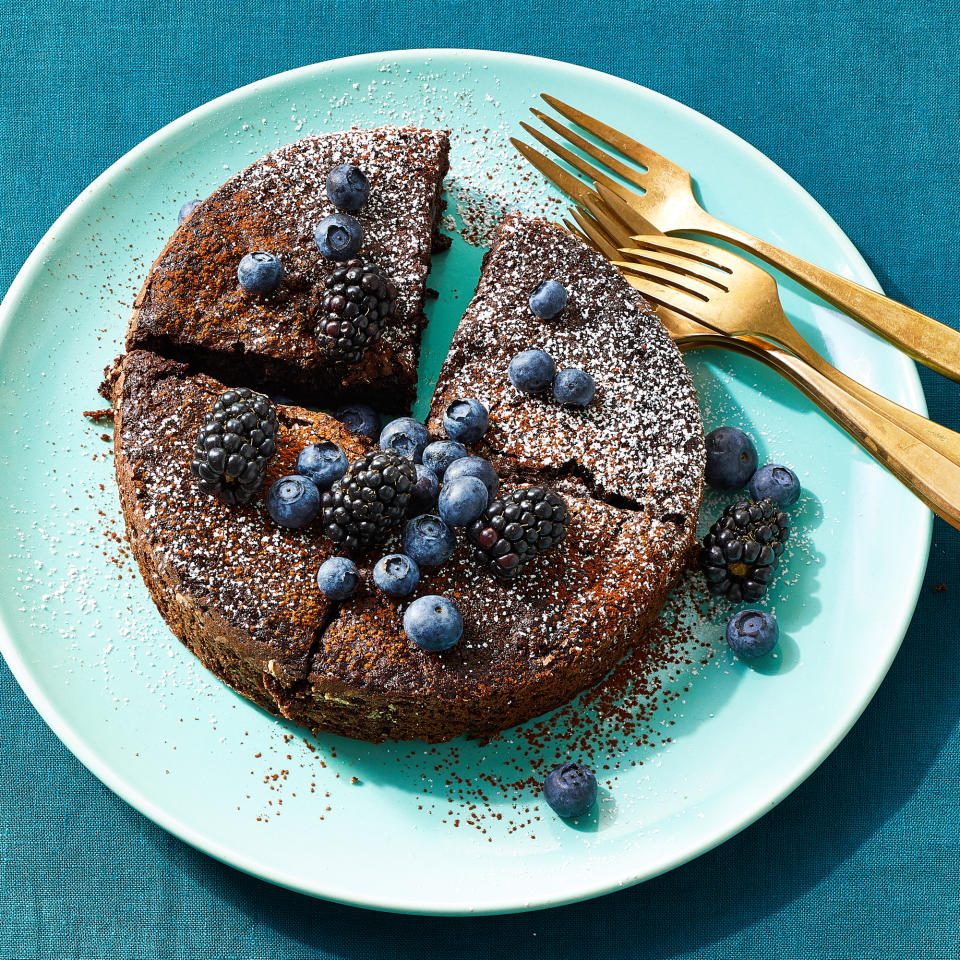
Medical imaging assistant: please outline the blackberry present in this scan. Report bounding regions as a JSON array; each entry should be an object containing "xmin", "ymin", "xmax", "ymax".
[
  {"xmin": 320, "ymin": 449, "xmax": 417, "ymax": 552},
  {"xmin": 699, "ymin": 497, "xmax": 790, "ymax": 602},
  {"xmin": 190, "ymin": 388, "xmax": 278, "ymax": 505},
  {"xmin": 467, "ymin": 486, "xmax": 569, "ymax": 579},
  {"xmin": 316, "ymin": 258, "xmax": 397, "ymax": 363}
]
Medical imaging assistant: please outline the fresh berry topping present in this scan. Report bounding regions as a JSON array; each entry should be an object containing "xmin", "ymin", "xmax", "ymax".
[
  {"xmin": 726, "ymin": 609, "xmax": 779, "ymax": 659},
  {"xmin": 316, "ymin": 556, "xmax": 360, "ymax": 600},
  {"xmin": 325, "ymin": 164, "xmax": 370, "ymax": 211},
  {"xmin": 190, "ymin": 388, "xmax": 278, "ymax": 506},
  {"xmin": 443, "ymin": 456, "xmax": 499, "ymax": 500},
  {"xmin": 402, "ymin": 514, "xmax": 456, "ymax": 567},
  {"xmin": 704, "ymin": 427, "xmax": 758, "ymax": 490},
  {"xmin": 439, "ymin": 476, "xmax": 489, "ymax": 528},
  {"xmin": 467, "ymin": 486, "xmax": 569, "ymax": 579},
  {"xmin": 266, "ymin": 475, "xmax": 321, "ymax": 529},
  {"xmin": 334, "ymin": 403, "xmax": 380, "ymax": 440},
  {"xmin": 553, "ymin": 368, "xmax": 595, "ymax": 407},
  {"xmin": 422, "ymin": 440, "xmax": 467, "ymax": 478},
  {"xmin": 379, "ymin": 417, "xmax": 429, "ymax": 463},
  {"xmin": 442, "ymin": 398, "xmax": 489, "ymax": 443},
  {"xmin": 314, "ymin": 213, "xmax": 363, "ymax": 260},
  {"xmin": 403, "ymin": 595, "xmax": 463, "ymax": 651},
  {"xmin": 408, "ymin": 464, "xmax": 440, "ymax": 515},
  {"xmin": 320, "ymin": 450, "xmax": 417, "ymax": 552},
  {"xmin": 529, "ymin": 279, "xmax": 568, "ymax": 319},
  {"xmin": 542, "ymin": 761, "xmax": 597, "ymax": 818},
  {"xmin": 699, "ymin": 497, "xmax": 790, "ymax": 603},
  {"xmin": 372, "ymin": 553, "xmax": 420, "ymax": 598},
  {"xmin": 508, "ymin": 349, "xmax": 556, "ymax": 394},
  {"xmin": 749, "ymin": 463, "xmax": 801, "ymax": 506},
  {"xmin": 316, "ymin": 258, "xmax": 396, "ymax": 363},
  {"xmin": 178, "ymin": 198, "xmax": 201, "ymax": 223},
  {"xmin": 237, "ymin": 251, "xmax": 283, "ymax": 295},
  {"xmin": 296, "ymin": 441, "xmax": 348, "ymax": 490}
]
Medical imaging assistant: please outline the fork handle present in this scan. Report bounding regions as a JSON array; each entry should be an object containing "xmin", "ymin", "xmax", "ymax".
[{"xmin": 692, "ymin": 210, "xmax": 960, "ymax": 382}]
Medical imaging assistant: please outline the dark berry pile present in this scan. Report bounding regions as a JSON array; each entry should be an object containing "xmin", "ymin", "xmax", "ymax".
[
  {"xmin": 700, "ymin": 497, "xmax": 790, "ymax": 602},
  {"xmin": 316, "ymin": 258, "xmax": 397, "ymax": 363},
  {"xmin": 467, "ymin": 486, "xmax": 569, "ymax": 578},
  {"xmin": 321, "ymin": 449, "xmax": 416, "ymax": 551},
  {"xmin": 190, "ymin": 388, "xmax": 278, "ymax": 505}
]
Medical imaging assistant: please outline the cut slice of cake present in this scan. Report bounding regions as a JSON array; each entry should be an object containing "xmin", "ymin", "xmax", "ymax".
[{"xmin": 127, "ymin": 126, "xmax": 450, "ymax": 413}]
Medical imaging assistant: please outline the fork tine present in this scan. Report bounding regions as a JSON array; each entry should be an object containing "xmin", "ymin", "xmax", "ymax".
[
  {"xmin": 578, "ymin": 193, "xmax": 636, "ymax": 248},
  {"xmin": 613, "ymin": 261, "xmax": 721, "ymax": 302},
  {"xmin": 529, "ymin": 108, "xmax": 647, "ymax": 190},
  {"xmin": 628, "ymin": 234, "xmax": 738, "ymax": 273},
  {"xmin": 593, "ymin": 182, "xmax": 662, "ymax": 237},
  {"xmin": 617, "ymin": 272, "xmax": 710, "ymax": 324},
  {"xmin": 619, "ymin": 246, "xmax": 731, "ymax": 288},
  {"xmin": 510, "ymin": 137, "xmax": 599, "ymax": 207},
  {"xmin": 568, "ymin": 208, "xmax": 621, "ymax": 261}
]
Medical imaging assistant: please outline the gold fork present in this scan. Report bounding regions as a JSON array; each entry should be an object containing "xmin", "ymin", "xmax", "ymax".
[
  {"xmin": 515, "ymin": 95, "xmax": 960, "ymax": 381},
  {"xmin": 563, "ymin": 215, "xmax": 960, "ymax": 530}
]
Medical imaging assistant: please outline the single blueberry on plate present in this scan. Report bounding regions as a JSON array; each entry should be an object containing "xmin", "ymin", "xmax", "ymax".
[
  {"xmin": 237, "ymin": 251, "xmax": 284, "ymax": 295},
  {"xmin": 266, "ymin": 475, "xmax": 321, "ymax": 529},
  {"xmin": 542, "ymin": 761, "xmax": 598, "ymax": 819},
  {"xmin": 704, "ymin": 426, "xmax": 758, "ymax": 490},
  {"xmin": 178, "ymin": 198, "xmax": 201, "ymax": 223},
  {"xmin": 403, "ymin": 595, "xmax": 463, "ymax": 651},
  {"xmin": 438, "ymin": 476, "xmax": 489, "ymax": 528},
  {"xmin": 749, "ymin": 463, "xmax": 801, "ymax": 506},
  {"xmin": 508, "ymin": 349, "xmax": 556, "ymax": 394},
  {"xmin": 325, "ymin": 164, "xmax": 370, "ymax": 211},
  {"xmin": 408, "ymin": 464, "xmax": 440, "ymax": 515},
  {"xmin": 422, "ymin": 440, "xmax": 468, "ymax": 478},
  {"xmin": 529, "ymin": 279, "xmax": 567, "ymax": 319},
  {"xmin": 314, "ymin": 213, "xmax": 363, "ymax": 260},
  {"xmin": 334, "ymin": 404, "xmax": 380, "ymax": 440},
  {"xmin": 726, "ymin": 609, "xmax": 779, "ymax": 659},
  {"xmin": 553, "ymin": 368, "xmax": 595, "ymax": 407},
  {"xmin": 402, "ymin": 514, "xmax": 456, "ymax": 567},
  {"xmin": 443, "ymin": 398, "xmax": 489, "ymax": 443},
  {"xmin": 443, "ymin": 456, "xmax": 499, "ymax": 500},
  {"xmin": 380, "ymin": 417, "xmax": 430, "ymax": 463},
  {"xmin": 296, "ymin": 441, "xmax": 348, "ymax": 490},
  {"xmin": 316, "ymin": 556, "xmax": 360, "ymax": 600},
  {"xmin": 373, "ymin": 553, "xmax": 420, "ymax": 598}
]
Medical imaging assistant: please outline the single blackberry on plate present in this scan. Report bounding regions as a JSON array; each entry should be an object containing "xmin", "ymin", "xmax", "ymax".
[
  {"xmin": 467, "ymin": 486, "xmax": 569, "ymax": 579},
  {"xmin": 699, "ymin": 497, "xmax": 790, "ymax": 603},
  {"xmin": 320, "ymin": 449, "xmax": 416, "ymax": 552},
  {"xmin": 190, "ymin": 388, "xmax": 278, "ymax": 506},
  {"xmin": 316, "ymin": 258, "xmax": 397, "ymax": 363}
]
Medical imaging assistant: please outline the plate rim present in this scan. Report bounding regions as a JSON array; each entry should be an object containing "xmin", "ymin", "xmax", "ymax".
[{"xmin": 0, "ymin": 48, "xmax": 932, "ymax": 915}]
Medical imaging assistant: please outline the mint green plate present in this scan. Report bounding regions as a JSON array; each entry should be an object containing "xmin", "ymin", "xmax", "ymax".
[{"xmin": 0, "ymin": 50, "xmax": 930, "ymax": 915}]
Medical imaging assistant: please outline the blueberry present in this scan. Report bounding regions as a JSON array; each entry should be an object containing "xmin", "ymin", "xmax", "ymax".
[
  {"xmin": 237, "ymin": 251, "xmax": 284, "ymax": 295},
  {"xmin": 325, "ymin": 164, "xmax": 370, "ymax": 211},
  {"xmin": 373, "ymin": 553, "xmax": 420, "ymax": 598},
  {"xmin": 403, "ymin": 595, "xmax": 463, "ymax": 651},
  {"xmin": 408, "ymin": 464, "xmax": 440, "ymax": 515},
  {"xmin": 508, "ymin": 349, "xmax": 556, "ymax": 394},
  {"xmin": 402, "ymin": 514, "xmax": 456, "ymax": 567},
  {"xmin": 542, "ymin": 761, "xmax": 598, "ymax": 819},
  {"xmin": 316, "ymin": 556, "xmax": 360, "ymax": 600},
  {"xmin": 380, "ymin": 417, "xmax": 430, "ymax": 463},
  {"xmin": 439, "ymin": 476, "xmax": 489, "ymax": 528},
  {"xmin": 334, "ymin": 404, "xmax": 380, "ymax": 440},
  {"xmin": 704, "ymin": 427, "xmax": 758, "ymax": 491},
  {"xmin": 749, "ymin": 463, "xmax": 801, "ymax": 507},
  {"xmin": 314, "ymin": 213, "xmax": 363, "ymax": 260},
  {"xmin": 443, "ymin": 456, "xmax": 499, "ymax": 500},
  {"xmin": 553, "ymin": 368, "xmax": 595, "ymax": 407},
  {"xmin": 178, "ymin": 198, "xmax": 201, "ymax": 223},
  {"xmin": 443, "ymin": 398, "xmax": 489, "ymax": 443},
  {"xmin": 266, "ymin": 475, "xmax": 321, "ymax": 529},
  {"xmin": 296, "ymin": 441, "xmax": 348, "ymax": 490},
  {"xmin": 529, "ymin": 279, "xmax": 568, "ymax": 319},
  {"xmin": 422, "ymin": 440, "xmax": 467, "ymax": 478},
  {"xmin": 725, "ymin": 609, "xmax": 779, "ymax": 659}
]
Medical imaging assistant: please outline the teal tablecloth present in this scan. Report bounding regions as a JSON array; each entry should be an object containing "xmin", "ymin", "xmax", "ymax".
[{"xmin": 2, "ymin": 2, "xmax": 958, "ymax": 957}]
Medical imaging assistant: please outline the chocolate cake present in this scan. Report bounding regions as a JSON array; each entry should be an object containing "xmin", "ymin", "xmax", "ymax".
[{"xmin": 126, "ymin": 126, "xmax": 450, "ymax": 412}]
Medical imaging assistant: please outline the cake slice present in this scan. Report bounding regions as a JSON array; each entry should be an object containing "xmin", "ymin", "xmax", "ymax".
[{"xmin": 127, "ymin": 126, "xmax": 450, "ymax": 413}]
